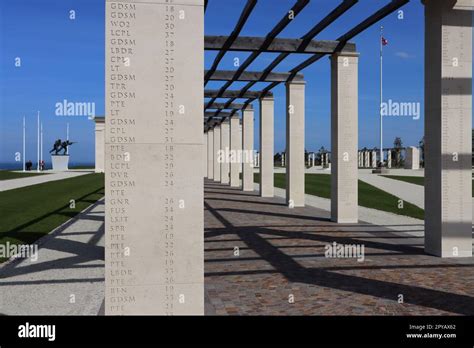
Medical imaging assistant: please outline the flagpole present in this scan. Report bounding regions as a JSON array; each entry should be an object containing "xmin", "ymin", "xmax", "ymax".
[
  {"xmin": 23, "ymin": 116, "xmax": 26, "ymax": 172},
  {"xmin": 379, "ymin": 26, "xmax": 384, "ymax": 168},
  {"xmin": 37, "ymin": 111, "xmax": 40, "ymax": 172},
  {"xmin": 40, "ymin": 123, "xmax": 43, "ymax": 170}
]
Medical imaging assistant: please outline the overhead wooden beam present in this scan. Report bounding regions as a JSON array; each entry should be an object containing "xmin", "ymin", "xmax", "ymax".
[
  {"xmin": 204, "ymin": 0, "xmax": 310, "ymax": 110},
  {"xmin": 204, "ymin": 111, "xmax": 232, "ymax": 118},
  {"xmin": 205, "ymin": 90, "xmax": 270, "ymax": 99},
  {"xmin": 214, "ymin": 0, "xmax": 359, "ymax": 111},
  {"xmin": 206, "ymin": 70, "xmax": 304, "ymax": 82},
  {"xmin": 205, "ymin": 0, "xmax": 257, "ymax": 85},
  {"xmin": 206, "ymin": 102, "xmax": 245, "ymax": 110},
  {"xmin": 289, "ymin": 0, "xmax": 409, "ymax": 76},
  {"xmin": 205, "ymin": 36, "xmax": 356, "ymax": 54}
]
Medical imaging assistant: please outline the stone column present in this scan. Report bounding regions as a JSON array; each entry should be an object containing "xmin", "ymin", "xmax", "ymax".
[
  {"xmin": 220, "ymin": 120, "xmax": 230, "ymax": 184},
  {"xmin": 387, "ymin": 149, "xmax": 392, "ymax": 169},
  {"xmin": 239, "ymin": 123, "xmax": 243, "ymax": 174},
  {"xmin": 424, "ymin": 0, "xmax": 473, "ymax": 257},
  {"xmin": 230, "ymin": 115, "xmax": 240, "ymax": 187},
  {"xmin": 94, "ymin": 117, "xmax": 105, "ymax": 173},
  {"xmin": 281, "ymin": 152, "xmax": 285, "ymax": 166},
  {"xmin": 286, "ymin": 81, "xmax": 305, "ymax": 207},
  {"xmin": 242, "ymin": 105, "xmax": 254, "ymax": 191},
  {"xmin": 105, "ymin": 0, "xmax": 204, "ymax": 315},
  {"xmin": 213, "ymin": 125, "xmax": 221, "ymax": 182},
  {"xmin": 330, "ymin": 53, "xmax": 359, "ymax": 223},
  {"xmin": 371, "ymin": 150, "xmax": 377, "ymax": 168},
  {"xmin": 364, "ymin": 151, "xmax": 369, "ymax": 168},
  {"xmin": 259, "ymin": 96, "xmax": 274, "ymax": 197},
  {"xmin": 203, "ymin": 132, "xmax": 207, "ymax": 177},
  {"xmin": 405, "ymin": 146, "xmax": 420, "ymax": 170},
  {"xmin": 207, "ymin": 129, "xmax": 214, "ymax": 179},
  {"xmin": 358, "ymin": 151, "xmax": 362, "ymax": 168}
]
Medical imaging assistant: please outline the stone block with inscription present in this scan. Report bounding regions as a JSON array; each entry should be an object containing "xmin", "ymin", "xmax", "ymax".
[{"xmin": 105, "ymin": 0, "xmax": 204, "ymax": 314}]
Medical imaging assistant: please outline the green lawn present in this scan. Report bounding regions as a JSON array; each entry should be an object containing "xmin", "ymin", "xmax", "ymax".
[
  {"xmin": 255, "ymin": 173, "xmax": 424, "ymax": 220},
  {"xmin": 0, "ymin": 173, "xmax": 104, "ymax": 263},
  {"xmin": 382, "ymin": 175, "xmax": 474, "ymax": 197},
  {"xmin": 0, "ymin": 170, "xmax": 48, "ymax": 181}
]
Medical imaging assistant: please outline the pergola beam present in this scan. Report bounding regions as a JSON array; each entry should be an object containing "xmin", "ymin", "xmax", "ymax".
[
  {"xmin": 204, "ymin": 0, "xmax": 310, "ymax": 111},
  {"xmin": 206, "ymin": 102, "xmax": 245, "ymax": 110},
  {"xmin": 205, "ymin": 0, "xmax": 257, "ymax": 85},
  {"xmin": 289, "ymin": 0, "xmax": 410, "ymax": 76},
  {"xmin": 205, "ymin": 0, "xmax": 358, "ymax": 113},
  {"xmin": 205, "ymin": 90, "xmax": 272, "ymax": 99},
  {"xmin": 204, "ymin": 111, "xmax": 232, "ymax": 118},
  {"xmin": 205, "ymin": 36, "xmax": 356, "ymax": 54},
  {"xmin": 206, "ymin": 70, "xmax": 304, "ymax": 82},
  {"xmin": 204, "ymin": 0, "xmax": 409, "ymax": 120}
]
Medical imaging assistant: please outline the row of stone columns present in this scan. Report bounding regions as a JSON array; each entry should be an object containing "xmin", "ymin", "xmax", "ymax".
[
  {"xmin": 204, "ymin": 53, "xmax": 358, "ymax": 222},
  {"xmin": 357, "ymin": 150, "xmax": 378, "ymax": 168},
  {"xmin": 204, "ymin": 0, "xmax": 473, "ymax": 257},
  {"xmin": 356, "ymin": 147, "xmax": 422, "ymax": 169}
]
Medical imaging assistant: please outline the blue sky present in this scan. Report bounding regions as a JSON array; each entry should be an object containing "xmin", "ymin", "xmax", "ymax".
[{"xmin": 0, "ymin": 0, "xmax": 472, "ymax": 165}]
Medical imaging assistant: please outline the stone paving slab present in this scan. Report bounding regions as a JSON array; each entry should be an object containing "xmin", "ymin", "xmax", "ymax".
[
  {"xmin": 0, "ymin": 199, "xmax": 105, "ymax": 315},
  {"xmin": 204, "ymin": 180, "xmax": 474, "ymax": 316}
]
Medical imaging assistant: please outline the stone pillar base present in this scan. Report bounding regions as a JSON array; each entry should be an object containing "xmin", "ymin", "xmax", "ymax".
[{"xmin": 51, "ymin": 155, "xmax": 69, "ymax": 171}]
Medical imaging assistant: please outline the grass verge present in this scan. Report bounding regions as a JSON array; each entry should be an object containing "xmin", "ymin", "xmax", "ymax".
[
  {"xmin": 0, "ymin": 173, "xmax": 104, "ymax": 263},
  {"xmin": 255, "ymin": 173, "xmax": 424, "ymax": 220},
  {"xmin": 0, "ymin": 170, "xmax": 48, "ymax": 181}
]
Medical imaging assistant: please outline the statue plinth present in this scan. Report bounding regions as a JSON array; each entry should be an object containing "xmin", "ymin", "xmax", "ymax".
[{"xmin": 51, "ymin": 155, "xmax": 69, "ymax": 171}]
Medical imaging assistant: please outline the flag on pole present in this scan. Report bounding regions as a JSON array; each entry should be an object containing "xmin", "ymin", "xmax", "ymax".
[{"xmin": 381, "ymin": 37, "xmax": 388, "ymax": 46}]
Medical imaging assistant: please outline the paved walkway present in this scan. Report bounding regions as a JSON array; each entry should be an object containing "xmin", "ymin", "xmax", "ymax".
[
  {"xmin": 0, "ymin": 199, "xmax": 105, "ymax": 315},
  {"xmin": 0, "ymin": 170, "xmax": 93, "ymax": 192},
  {"xmin": 263, "ymin": 184, "xmax": 424, "ymax": 235},
  {"xmin": 204, "ymin": 179, "xmax": 474, "ymax": 315},
  {"xmin": 358, "ymin": 173, "xmax": 425, "ymax": 209}
]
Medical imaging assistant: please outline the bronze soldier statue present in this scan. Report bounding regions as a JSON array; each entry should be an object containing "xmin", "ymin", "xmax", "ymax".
[{"xmin": 49, "ymin": 139, "xmax": 76, "ymax": 155}]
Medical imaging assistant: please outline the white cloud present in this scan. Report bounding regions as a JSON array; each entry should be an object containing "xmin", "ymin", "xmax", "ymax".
[{"xmin": 395, "ymin": 51, "xmax": 415, "ymax": 59}]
